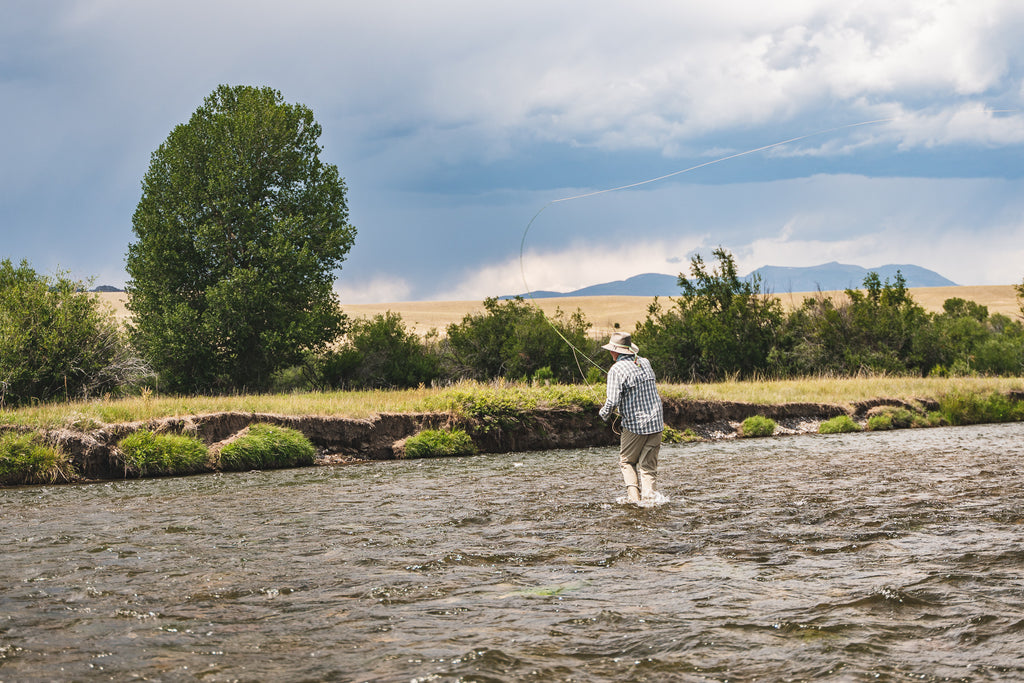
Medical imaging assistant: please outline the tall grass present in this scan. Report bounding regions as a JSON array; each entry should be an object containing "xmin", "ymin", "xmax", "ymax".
[
  {"xmin": 117, "ymin": 430, "xmax": 209, "ymax": 477},
  {"xmin": 0, "ymin": 432, "xmax": 76, "ymax": 484},
  {"xmin": 219, "ymin": 424, "xmax": 316, "ymax": 471}
]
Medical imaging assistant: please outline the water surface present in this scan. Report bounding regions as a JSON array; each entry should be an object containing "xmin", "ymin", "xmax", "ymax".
[{"xmin": 2, "ymin": 423, "xmax": 1024, "ymax": 681}]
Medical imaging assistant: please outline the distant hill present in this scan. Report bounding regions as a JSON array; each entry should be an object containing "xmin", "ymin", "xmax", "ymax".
[
  {"xmin": 508, "ymin": 262, "xmax": 957, "ymax": 299},
  {"xmin": 749, "ymin": 262, "xmax": 957, "ymax": 293},
  {"xmin": 90, "ymin": 285, "xmax": 124, "ymax": 293}
]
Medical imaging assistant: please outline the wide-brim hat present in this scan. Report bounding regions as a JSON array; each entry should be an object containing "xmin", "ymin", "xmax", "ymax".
[{"xmin": 602, "ymin": 331, "xmax": 639, "ymax": 355}]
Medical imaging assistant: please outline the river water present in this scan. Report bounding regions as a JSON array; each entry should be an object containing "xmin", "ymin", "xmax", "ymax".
[{"xmin": 2, "ymin": 422, "xmax": 1024, "ymax": 682}]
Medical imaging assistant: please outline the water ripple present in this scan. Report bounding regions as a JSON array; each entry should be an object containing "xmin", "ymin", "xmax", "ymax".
[{"xmin": 2, "ymin": 422, "xmax": 1024, "ymax": 680}]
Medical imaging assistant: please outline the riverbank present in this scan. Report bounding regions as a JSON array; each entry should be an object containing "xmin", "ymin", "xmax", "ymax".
[{"xmin": 3, "ymin": 376, "xmax": 1024, "ymax": 485}]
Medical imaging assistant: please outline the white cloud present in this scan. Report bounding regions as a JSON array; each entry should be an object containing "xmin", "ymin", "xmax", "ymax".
[
  {"xmin": 336, "ymin": 276, "xmax": 413, "ymax": 305},
  {"xmin": 438, "ymin": 235, "xmax": 707, "ymax": 301}
]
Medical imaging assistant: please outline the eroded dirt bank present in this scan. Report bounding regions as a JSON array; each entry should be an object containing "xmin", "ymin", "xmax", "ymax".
[{"xmin": 13, "ymin": 396, "xmax": 939, "ymax": 481}]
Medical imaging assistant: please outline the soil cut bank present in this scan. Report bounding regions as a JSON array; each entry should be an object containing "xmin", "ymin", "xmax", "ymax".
[{"xmin": 12, "ymin": 396, "xmax": 940, "ymax": 482}]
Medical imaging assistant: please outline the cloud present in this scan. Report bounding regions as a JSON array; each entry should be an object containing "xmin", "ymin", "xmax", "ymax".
[
  {"xmin": 4, "ymin": 0, "xmax": 1024, "ymax": 303},
  {"xmin": 336, "ymin": 276, "xmax": 413, "ymax": 305},
  {"xmin": 438, "ymin": 234, "xmax": 709, "ymax": 301}
]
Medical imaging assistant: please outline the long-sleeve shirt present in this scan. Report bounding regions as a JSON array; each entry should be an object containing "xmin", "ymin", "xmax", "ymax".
[{"xmin": 599, "ymin": 354, "xmax": 664, "ymax": 435}]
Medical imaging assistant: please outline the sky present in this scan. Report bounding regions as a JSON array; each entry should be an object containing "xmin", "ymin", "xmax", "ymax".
[{"xmin": 2, "ymin": 0, "xmax": 1024, "ymax": 303}]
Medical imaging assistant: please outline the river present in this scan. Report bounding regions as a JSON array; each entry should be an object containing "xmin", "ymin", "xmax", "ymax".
[{"xmin": 2, "ymin": 422, "xmax": 1024, "ymax": 681}]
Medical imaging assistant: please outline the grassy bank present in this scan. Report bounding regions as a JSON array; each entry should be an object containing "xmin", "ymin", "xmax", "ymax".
[
  {"xmin": 3, "ymin": 376, "xmax": 1024, "ymax": 486},
  {"xmin": 2, "ymin": 376, "xmax": 1023, "ymax": 430}
]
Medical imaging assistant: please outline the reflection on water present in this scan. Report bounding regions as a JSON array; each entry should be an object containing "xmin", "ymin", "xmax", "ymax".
[{"xmin": 2, "ymin": 423, "xmax": 1024, "ymax": 681}]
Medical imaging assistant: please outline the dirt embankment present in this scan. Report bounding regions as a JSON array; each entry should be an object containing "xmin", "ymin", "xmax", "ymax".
[{"xmin": 15, "ymin": 396, "xmax": 939, "ymax": 481}]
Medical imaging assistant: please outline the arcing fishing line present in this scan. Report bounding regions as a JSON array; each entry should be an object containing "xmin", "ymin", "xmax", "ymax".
[{"xmin": 517, "ymin": 112, "xmax": 1008, "ymax": 381}]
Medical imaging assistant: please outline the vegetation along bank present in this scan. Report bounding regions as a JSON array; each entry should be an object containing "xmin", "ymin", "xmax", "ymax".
[{"xmin": 3, "ymin": 378, "xmax": 1024, "ymax": 486}]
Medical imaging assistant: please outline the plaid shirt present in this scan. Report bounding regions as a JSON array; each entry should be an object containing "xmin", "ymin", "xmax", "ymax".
[{"xmin": 599, "ymin": 354, "xmax": 664, "ymax": 435}]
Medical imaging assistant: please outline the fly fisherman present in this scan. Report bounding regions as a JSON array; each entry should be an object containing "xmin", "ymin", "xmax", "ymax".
[{"xmin": 598, "ymin": 332, "xmax": 664, "ymax": 504}]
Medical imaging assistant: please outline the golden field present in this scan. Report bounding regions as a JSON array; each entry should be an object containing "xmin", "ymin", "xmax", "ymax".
[{"xmin": 95, "ymin": 285, "xmax": 1022, "ymax": 338}]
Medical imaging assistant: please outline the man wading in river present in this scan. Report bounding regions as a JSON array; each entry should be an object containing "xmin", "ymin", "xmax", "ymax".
[{"xmin": 598, "ymin": 332, "xmax": 664, "ymax": 504}]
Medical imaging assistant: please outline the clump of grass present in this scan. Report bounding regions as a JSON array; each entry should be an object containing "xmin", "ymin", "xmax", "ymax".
[
  {"xmin": 402, "ymin": 429, "xmax": 478, "ymax": 459},
  {"xmin": 866, "ymin": 412, "xmax": 894, "ymax": 431},
  {"xmin": 117, "ymin": 430, "xmax": 209, "ymax": 477},
  {"xmin": 662, "ymin": 425, "xmax": 701, "ymax": 443},
  {"xmin": 865, "ymin": 405, "xmax": 943, "ymax": 431},
  {"xmin": 818, "ymin": 415, "xmax": 863, "ymax": 434},
  {"xmin": 0, "ymin": 431, "xmax": 76, "ymax": 485},
  {"xmin": 740, "ymin": 415, "xmax": 777, "ymax": 437},
  {"xmin": 218, "ymin": 424, "xmax": 316, "ymax": 471}
]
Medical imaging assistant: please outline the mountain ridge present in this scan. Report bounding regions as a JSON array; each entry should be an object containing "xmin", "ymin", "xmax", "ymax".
[{"xmin": 508, "ymin": 262, "xmax": 957, "ymax": 299}]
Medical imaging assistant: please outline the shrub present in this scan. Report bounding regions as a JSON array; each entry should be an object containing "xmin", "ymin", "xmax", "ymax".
[
  {"xmin": 403, "ymin": 429, "xmax": 477, "ymax": 459},
  {"xmin": 740, "ymin": 415, "xmax": 776, "ymax": 437},
  {"xmin": 818, "ymin": 415, "xmax": 862, "ymax": 434},
  {"xmin": 317, "ymin": 312, "xmax": 440, "ymax": 390},
  {"xmin": 939, "ymin": 391, "xmax": 1024, "ymax": 426},
  {"xmin": 0, "ymin": 259, "xmax": 149, "ymax": 407},
  {"xmin": 117, "ymin": 430, "xmax": 209, "ymax": 477},
  {"xmin": 442, "ymin": 297, "xmax": 597, "ymax": 384},
  {"xmin": 865, "ymin": 405, "xmax": 939, "ymax": 431},
  {"xmin": 532, "ymin": 366, "xmax": 555, "ymax": 385},
  {"xmin": 219, "ymin": 424, "xmax": 316, "ymax": 471},
  {"xmin": 0, "ymin": 431, "xmax": 75, "ymax": 485},
  {"xmin": 634, "ymin": 248, "xmax": 785, "ymax": 382}
]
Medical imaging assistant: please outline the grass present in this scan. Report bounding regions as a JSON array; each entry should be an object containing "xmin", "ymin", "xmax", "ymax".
[
  {"xmin": 662, "ymin": 375, "xmax": 1024, "ymax": 406},
  {"xmin": 663, "ymin": 425, "xmax": 701, "ymax": 443},
  {"xmin": 402, "ymin": 429, "xmax": 478, "ymax": 459},
  {"xmin": 739, "ymin": 415, "xmax": 777, "ymax": 437},
  {"xmin": 219, "ymin": 424, "xmax": 316, "ymax": 471},
  {"xmin": 0, "ymin": 432, "xmax": 76, "ymax": 485},
  {"xmin": 1, "ymin": 377, "xmax": 1023, "ymax": 432},
  {"xmin": 117, "ymin": 430, "xmax": 209, "ymax": 477},
  {"xmin": 818, "ymin": 415, "xmax": 863, "ymax": 434}
]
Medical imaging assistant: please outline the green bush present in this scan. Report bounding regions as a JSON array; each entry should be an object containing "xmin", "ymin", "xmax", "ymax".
[
  {"xmin": 442, "ymin": 297, "xmax": 598, "ymax": 384},
  {"xmin": 0, "ymin": 259, "xmax": 148, "ymax": 407},
  {"xmin": 939, "ymin": 392, "xmax": 1024, "ymax": 426},
  {"xmin": 315, "ymin": 312, "xmax": 440, "ymax": 390},
  {"xmin": 740, "ymin": 415, "xmax": 776, "ymax": 437},
  {"xmin": 0, "ymin": 432, "xmax": 75, "ymax": 485},
  {"xmin": 532, "ymin": 366, "xmax": 555, "ymax": 384},
  {"xmin": 219, "ymin": 424, "xmax": 316, "ymax": 471},
  {"xmin": 818, "ymin": 415, "xmax": 863, "ymax": 434},
  {"xmin": 117, "ymin": 430, "xmax": 209, "ymax": 477},
  {"xmin": 403, "ymin": 429, "xmax": 477, "ymax": 459},
  {"xmin": 865, "ymin": 405, "xmax": 941, "ymax": 431},
  {"xmin": 634, "ymin": 248, "xmax": 785, "ymax": 382}
]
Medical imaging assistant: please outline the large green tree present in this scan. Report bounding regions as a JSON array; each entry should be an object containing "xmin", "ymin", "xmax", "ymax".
[{"xmin": 126, "ymin": 85, "xmax": 356, "ymax": 392}]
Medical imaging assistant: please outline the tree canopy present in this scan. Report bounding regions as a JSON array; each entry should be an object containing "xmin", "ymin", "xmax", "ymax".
[{"xmin": 126, "ymin": 85, "xmax": 355, "ymax": 393}]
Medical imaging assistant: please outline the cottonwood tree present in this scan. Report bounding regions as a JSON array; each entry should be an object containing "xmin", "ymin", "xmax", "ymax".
[{"xmin": 126, "ymin": 85, "xmax": 356, "ymax": 393}]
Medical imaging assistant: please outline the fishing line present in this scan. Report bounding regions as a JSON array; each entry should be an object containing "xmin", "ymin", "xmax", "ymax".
[{"xmin": 517, "ymin": 110, "xmax": 1018, "ymax": 382}]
